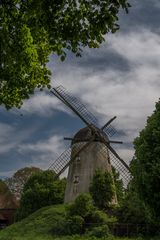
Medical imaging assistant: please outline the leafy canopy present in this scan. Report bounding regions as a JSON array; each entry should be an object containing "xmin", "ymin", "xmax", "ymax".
[
  {"xmin": 131, "ymin": 100, "xmax": 160, "ymax": 219},
  {"xmin": 5, "ymin": 166, "xmax": 41, "ymax": 200},
  {"xmin": 16, "ymin": 170, "xmax": 66, "ymax": 220},
  {"xmin": 64, "ymin": 193, "xmax": 113, "ymax": 236},
  {"xmin": 1, "ymin": 0, "xmax": 130, "ymax": 109},
  {"xmin": 89, "ymin": 169, "xmax": 115, "ymax": 209}
]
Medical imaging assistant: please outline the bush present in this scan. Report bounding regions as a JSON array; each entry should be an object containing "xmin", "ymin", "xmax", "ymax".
[
  {"xmin": 51, "ymin": 218, "xmax": 68, "ymax": 235},
  {"xmin": 91, "ymin": 210, "xmax": 109, "ymax": 223},
  {"xmin": 66, "ymin": 216, "xmax": 85, "ymax": 235},
  {"xmin": 65, "ymin": 193, "xmax": 113, "ymax": 236},
  {"xmin": 16, "ymin": 170, "xmax": 66, "ymax": 220},
  {"xmin": 89, "ymin": 169, "xmax": 115, "ymax": 210},
  {"xmin": 67, "ymin": 193, "xmax": 95, "ymax": 218},
  {"xmin": 86, "ymin": 225, "xmax": 110, "ymax": 238},
  {"xmin": 117, "ymin": 191, "xmax": 154, "ymax": 224}
]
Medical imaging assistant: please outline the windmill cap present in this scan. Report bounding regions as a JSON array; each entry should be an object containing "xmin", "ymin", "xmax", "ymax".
[{"xmin": 72, "ymin": 125, "xmax": 109, "ymax": 144}]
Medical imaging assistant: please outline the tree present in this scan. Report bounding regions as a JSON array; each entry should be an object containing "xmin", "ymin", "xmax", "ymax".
[
  {"xmin": 117, "ymin": 187, "xmax": 153, "ymax": 224},
  {"xmin": 16, "ymin": 170, "xmax": 66, "ymax": 220},
  {"xmin": 131, "ymin": 100, "xmax": 160, "ymax": 219},
  {"xmin": 5, "ymin": 167, "xmax": 41, "ymax": 200},
  {"xmin": 0, "ymin": 0, "xmax": 131, "ymax": 109},
  {"xmin": 89, "ymin": 169, "xmax": 115, "ymax": 209}
]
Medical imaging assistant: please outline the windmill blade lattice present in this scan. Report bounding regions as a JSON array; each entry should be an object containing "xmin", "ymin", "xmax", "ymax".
[
  {"xmin": 103, "ymin": 125, "xmax": 116, "ymax": 138},
  {"xmin": 51, "ymin": 85, "xmax": 98, "ymax": 126},
  {"xmin": 51, "ymin": 85, "xmax": 117, "ymax": 137},
  {"xmin": 98, "ymin": 145, "xmax": 131, "ymax": 186},
  {"xmin": 48, "ymin": 137, "xmax": 96, "ymax": 179},
  {"xmin": 109, "ymin": 150, "xmax": 131, "ymax": 185},
  {"xmin": 48, "ymin": 147, "xmax": 71, "ymax": 176}
]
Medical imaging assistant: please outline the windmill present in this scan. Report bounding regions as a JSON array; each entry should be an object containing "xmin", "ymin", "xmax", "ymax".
[{"xmin": 48, "ymin": 85, "xmax": 131, "ymax": 202}]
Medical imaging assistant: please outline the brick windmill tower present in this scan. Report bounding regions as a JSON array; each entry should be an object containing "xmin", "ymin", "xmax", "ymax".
[{"xmin": 49, "ymin": 85, "xmax": 131, "ymax": 202}]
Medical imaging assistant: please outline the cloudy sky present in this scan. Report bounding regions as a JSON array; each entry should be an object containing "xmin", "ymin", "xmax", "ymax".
[{"xmin": 0, "ymin": 0, "xmax": 160, "ymax": 179}]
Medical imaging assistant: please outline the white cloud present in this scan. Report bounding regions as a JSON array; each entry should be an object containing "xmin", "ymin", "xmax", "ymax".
[
  {"xmin": 108, "ymin": 29, "xmax": 160, "ymax": 65},
  {"xmin": 18, "ymin": 135, "xmax": 65, "ymax": 155},
  {"xmin": 19, "ymin": 28, "xmax": 160, "ymax": 164},
  {"xmin": 49, "ymin": 28, "xmax": 160, "ymax": 162},
  {"xmin": 0, "ymin": 122, "xmax": 39, "ymax": 154},
  {"xmin": 1, "ymin": 27, "xmax": 159, "ymax": 176},
  {"xmin": 18, "ymin": 135, "xmax": 67, "ymax": 170},
  {"xmin": 21, "ymin": 91, "xmax": 65, "ymax": 115}
]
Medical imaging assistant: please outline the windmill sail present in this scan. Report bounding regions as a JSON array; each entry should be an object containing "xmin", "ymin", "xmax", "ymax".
[
  {"xmin": 101, "ymin": 116, "xmax": 117, "ymax": 137},
  {"xmin": 49, "ymin": 84, "xmax": 132, "ymax": 187},
  {"xmin": 51, "ymin": 85, "xmax": 98, "ymax": 126},
  {"xmin": 48, "ymin": 148, "xmax": 71, "ymax": 176},
  {"xmin": 51, "ymin": 85, "xmax": 117, "ymax": 137},
  {"xmin": 96, "ymin": 145, "xmax": 131, "ymax": 185},
  {"xmin": 103, "ymin": 125, "xmax": 116, "ymax": 137},
  {"xmin": 109, "ymin": 151, "xmax": 131, "ymax": 185}
]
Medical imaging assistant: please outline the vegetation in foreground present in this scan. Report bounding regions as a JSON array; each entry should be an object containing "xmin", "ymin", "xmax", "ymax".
[{"xmin": 0, "ymin": 204, "xmax": 159, "ymax": 240}]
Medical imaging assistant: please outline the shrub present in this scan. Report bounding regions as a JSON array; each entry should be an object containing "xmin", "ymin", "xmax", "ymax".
[
  {"xmin": 66, "ymin": 193, "xmax": 95, "ymax": 218},
  {"xmin": 16, "ymin": 170, "xmax": 66, "ymax": 220},
  {"xmin": 65, "ymin": 193, "xmax": 113, "ymax": 236},
  {"xmin": 86, "ymin": 225, "xmax": 110, "ymax": 238},
  {"xmin": 89, "ymin": 169, "xmax": 115, "ymax": 210},
  {"xmin": 51, "ymin": 218, "xmax": 68, "ymax": 235},
  {"xmin": 66, "ymin": 216, "xmax": 85, "ymax": 235}
]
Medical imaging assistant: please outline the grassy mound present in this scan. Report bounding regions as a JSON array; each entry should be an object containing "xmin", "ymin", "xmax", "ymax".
[
  {"xmin": 0, "ymin": 204, "xmax": 66, "ymax": 240},
  {"xmin": 0, "ymin": 204, "xmax": 159, "ymax": 240}
]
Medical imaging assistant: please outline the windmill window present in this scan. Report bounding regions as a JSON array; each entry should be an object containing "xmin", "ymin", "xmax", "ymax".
[
  {"xmin": 76, "ymin": 156, "xmax": 80, "ymax": 161},
  {"xmin": 73, "ymin": 176, "xmax": 79, "ymax": 194},
  {"xmin": 73, "ymin": 175, "xmax": 79, "ymax": 184},
  {"xmin": 75, "ymin": 156, "xmax": 80, "ymax": 163}
]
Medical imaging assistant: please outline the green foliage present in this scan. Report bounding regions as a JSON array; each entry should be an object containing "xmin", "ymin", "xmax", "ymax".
[
  {"xmin": 16, "ymin": 170, "xmax": 66, "ymax": 220},
  {"xmin": 66, "ymin": 216, "xmax": 85, "ymax": 235},
  {"xmin": 0, "ymin": 0, "xmax": 131, "ymax": 109},
  {"xmin": 131, "ymin": 100, "xmax": 160, "ymax": 219},
  {"xmin": 5, "ymin": 166, "xmax": 41, "ymax": 200},
  {"xmin": 0, "ymin": 204, "xmax": 66, "ymax": 239},
  {"xmin": 87, "ymin": 209, "xmax": 116, "ymax": 225},
  {"xmin": 65, "ymin": 193, "xmax": 113, "ymax": 236},
  {"xmin": 89, "ymin": 169, "xmax": 115, "ymax": 209},
  {"xmin": 65, "ymin": 194, "xmax": 94, "ymax": 235},
  {"xmin": 86, "ymin": 225, "xmax": 110, "ymax": 238},
  {"xmin": 0, "ymin": 203, "xmax": 159, "ymax": 239},
  {"xmin": 67, "ymin": 193, "xmax": 95, "ymax": 218},
  {"xmin": 117, "ymin": 189, "xmax": 153, "ymax": 224}
]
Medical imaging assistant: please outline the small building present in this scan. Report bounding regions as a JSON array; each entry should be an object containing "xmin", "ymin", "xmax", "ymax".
[{"xmin": 0, "ymin": 180, "xmax": 18, "ymax": 228}]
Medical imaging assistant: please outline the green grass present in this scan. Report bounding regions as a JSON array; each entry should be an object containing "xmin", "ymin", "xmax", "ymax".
[
  {"xmin": 0, "ymin": 204, "xmax": 66, "ymax": 240},
  {"xmin": 0, "ymin": 204, "xmax": 159, "ymax": 240}
]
